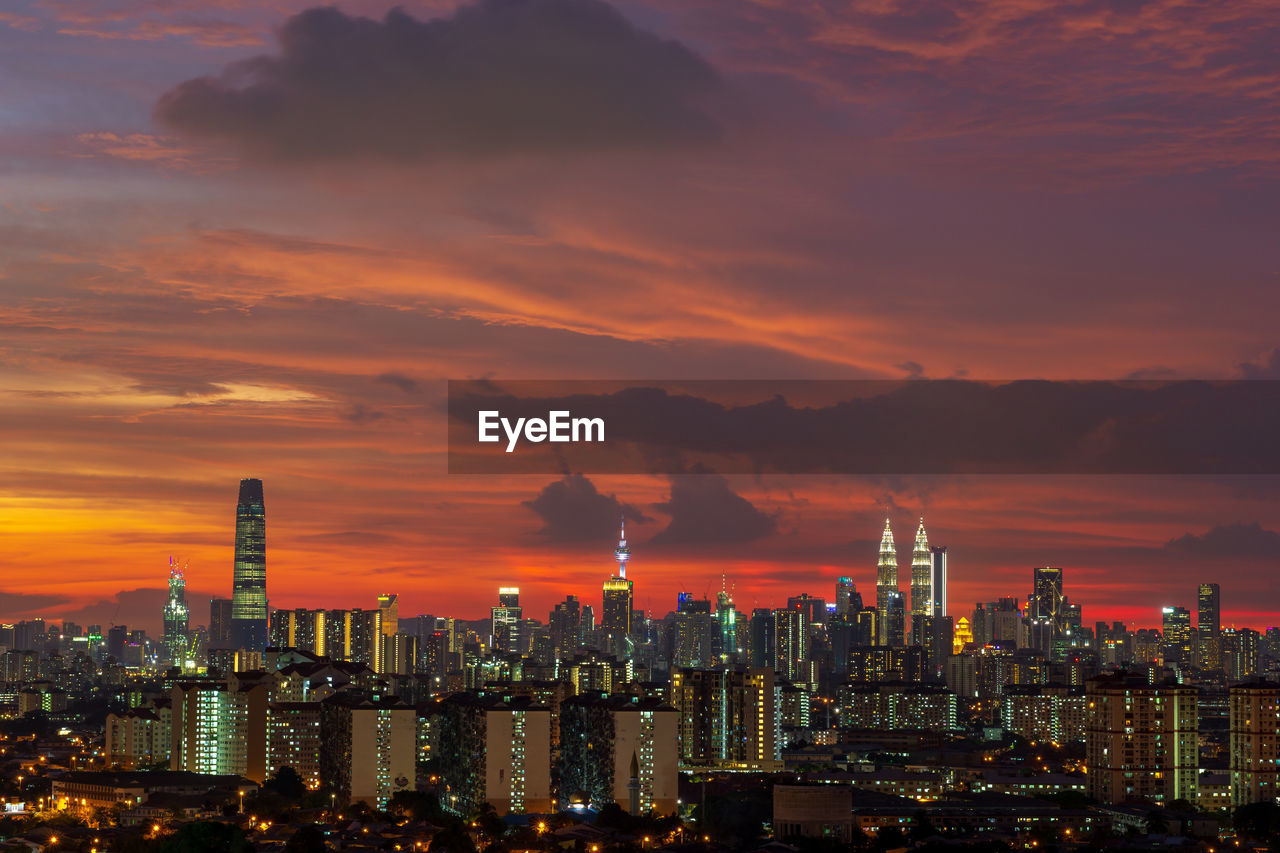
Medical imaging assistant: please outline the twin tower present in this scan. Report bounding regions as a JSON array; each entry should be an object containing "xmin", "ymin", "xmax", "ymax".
[{"xmin": 875, "ymin": 518, "xmax": 947, "ymax": 646}]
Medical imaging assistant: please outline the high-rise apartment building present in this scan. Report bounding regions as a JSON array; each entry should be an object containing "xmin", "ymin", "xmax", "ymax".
[
  {"xmin": 560, "ymin": 695, "xmax": 679, "ymax": 814},
  {"xmin": 320, "ymin": 693, "xmax": 416, "ymax": 808},
  {"xmin": 267, "ymin": 702, "xmax": 323, "ymax": 790},
  {"xmin": 1085, "ymin": 673, "xmax": 1198, "ymax": 805},
  {"xmin": 1229, "ymin": 680, "xmax": 1280, "ymax": 807},
  {"xmin": 773, "ymin": 608, "xmax": 810, "ymax": 682},
  {"xmin": 669, "ymin": 667, "xmax": 779, "ymax": 771},
  {"xmin": 170, "ymin": 673, "xmax": 271, "ymax": 783},
  {"xmin": 437, "ymin": 692, "xmax": 552, "ymax": 815}
]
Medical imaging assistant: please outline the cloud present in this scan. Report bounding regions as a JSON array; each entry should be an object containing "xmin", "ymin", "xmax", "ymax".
[
  {"xmin": 376, "ymin": 372, "xmax": 418, "ymax": 393},
  {"xmin": 448, "ymin": 380, "xmax": 1280, "ymax": 475},
  {"xmin": 1165, "ymin": 522, "xmax": 1280, "ymax": 559},
  {"xmin": 0, "ymin": 591, "xmax": 73, "ymax": 620},
  {"xmin": 1240, "ymin": 348, "xmax": 1280, "ymax": 379},
  {"xmin": 523, "ymin": 473, "xmax": 649, "ymax": 542},
  {"xmin": 56, "ymin": 587, "xmax": 220, "ymax": 635},
  {"xmin": 650, "ymin": 466, "xmax": 778, "ymax": 545},
  {"xmin": 154, "ymin": 0, "xmax": 723, "ymax": 161}
]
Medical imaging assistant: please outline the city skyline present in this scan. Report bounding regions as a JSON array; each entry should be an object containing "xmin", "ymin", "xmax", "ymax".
[{"xmin": 3, "ymin": 478, "xmax": 1273, "ymax": 638}]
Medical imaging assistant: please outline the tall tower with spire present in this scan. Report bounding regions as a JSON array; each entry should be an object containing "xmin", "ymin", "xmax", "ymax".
[
  {"xmin": 910, "ymin": 518, "xmax": 931, "ymax": 618},
  {"xmin": 876, "ymin": 519, "xmax": 899, "ymax": 645},
  {"xmin": 163, "ymin": 556, "xmax": 190, "ymax": 662},
  {"xmin": 603, "ymin": 516, "xmax": 634, "ymax": 659}
]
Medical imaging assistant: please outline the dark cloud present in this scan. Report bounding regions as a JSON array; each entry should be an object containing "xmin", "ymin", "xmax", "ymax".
[
  {"xmin": 449, "ymin": 380, "xmax": 1280, "ymax": 475},
  {"xmin": 341, "ymin": 403, "xmax": 386, "ymax": 423},
  {"xmin": 1165, "ymin": 522, "xmax": 1280, "ymax": 559},
  {"xmin": 523, "ymin": 473, "xmax": 649, "ymax": 542},
  {"xmin": 56, "ymin": 587, "xmax": 220, "ymax": 636},
  {"xmin": 154, "ymin": 0, "xmax": 722, "ymax": 161},
  {"xmin": 1240, "ymin": 348, "xmax": 1280, "ymax": 379},
  {"xmin": 377, "ymin": 372, "xmax": 419, "ymax": 393},
  {"xmin": 650, "ymin": 466, "xmax": 778, "ymax": 545},
  {"xmin": 0, "ymin": 591, "xmax": 72, "ymax": 620}
]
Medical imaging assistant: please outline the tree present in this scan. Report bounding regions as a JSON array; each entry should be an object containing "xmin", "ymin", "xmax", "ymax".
[
  {"xmin": 477, "ymin": 803, "xmax": 507, "ymax": 840},
  {"xmin": 286, "ymin": 824, "xmax": 327, "ymax": 853},
  {"xmin": 159, "ymin": 821, "xmax": 253, "ymax": 853},
  {"xmin": 908, "ymin": 811, "xmax": 938, "ymax": 843},
  {"xmin": 432, "ymin": 822, "xmax": 479, "ymax": 853},
  {"xmin": 1234, "ymin": 802, "xmax": 1280, "ymax": 842},
  {"xmin": 263, "ymin": 766, "xmax": 306, "ymax": 799}
]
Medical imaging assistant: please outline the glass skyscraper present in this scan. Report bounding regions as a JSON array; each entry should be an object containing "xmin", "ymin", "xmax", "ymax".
[{"xmin": 231, "ymin": 478, "xmax": 268, "ymax": 651}]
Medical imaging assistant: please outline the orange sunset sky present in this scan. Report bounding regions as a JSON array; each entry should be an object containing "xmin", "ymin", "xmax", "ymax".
[{"xmin": 2, "ymin": 0, "xmax": 1279, "ymax": 634}]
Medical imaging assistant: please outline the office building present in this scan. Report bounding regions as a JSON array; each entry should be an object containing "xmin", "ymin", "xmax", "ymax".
[
  {"xmin": 209, "ymin": 598, "xmax": 232, "ymax": 649},
  {"xmin": 162, "ymin": 557, "xmax": 190, "ymax": 663},
  {"xmin": 1162, "ymin": 606, "xmax": 1193, "ymax": 667},
  {"xmin": 1198, "ymin": 583, "xmax": 1222, "ymax": 671},
  {"xmin": 835, "ymin": 577, "xmax": 857, "ymax": 617},
  {"xmin": 377, "ymin": 594, "xmax": 399, "ymax": 636},
  {"xmin": 876, "ymin": 519, "xmax": 899, "ymax": 646},
  {"xmin": 909, "ymin": 518, "xmax": 931, "ymax": 626},
  {"xmin": 491, "ymin": 588, "xmax": 522, "ymax": 654},
  {"xmin": 230, "ymin": 478, "xmax": 268, "ymax": 651},
  {"xmin": 929, "ymin": 545, "xmax": 947, "ymax": 617}
]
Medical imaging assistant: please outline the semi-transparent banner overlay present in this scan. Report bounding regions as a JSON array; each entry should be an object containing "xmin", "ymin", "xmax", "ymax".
[{"xmin": 446, "ymin": 379, "xmax": 1280, "ymax": 475}]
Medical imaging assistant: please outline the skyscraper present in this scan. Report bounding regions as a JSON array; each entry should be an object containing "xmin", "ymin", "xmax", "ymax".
[
  {"xmin": 929, "ymin": 546, "xmax": 947, "ymax": 617},
  {"xmin": 1029, "ymin": 567, "xmax": 1064, "ymax": 625},
  {"xmin": 835, "ymin": 577, "xmax": 856, "ymax": 617},
  {"xmin": 602, "ymin": 518, "xmax": 634, "ymax": 659},
  {"xmin": 162, "ymin": 556, "xmax": 189, "ymax": 661},
  {"xmin": 490, "ymin": 588, "xmax": 522, "ymax": 653},
  {"xmin": 1162, "ymin": 606, "xmax": 1193, "ymax": 667},
  {"xmin": 1085, "ymin": 673, "xmax": 1198, "ymax": 805},
  {"xmin": 377, "ymin": 593, "xmax": 399, "ymax": 636},
  {"xmin": 209, "ymin": 598, "xmax": 232, "ymax": 648},
  {"xmin": 774, "ymin": 608, "xmax": 810, "ymax": 682},
  {"xmin": 715, "ymin": 577, "xmax": 736, "ymax": 662},
  {"xmin": 1198, "ymin": 582, "xmax": 1221, "ymax": 671},
  {"xmin": 909, "ymin": 518, "xmax": 931, "ymax": 622},
  {"xmin": 875, "ymin": 519, "xmax": 898, "ymax": 646},
  {"xmin": 230, "ymin": 478, "xmax": 268, "ymax": 652},
  {"xmin": 1230, "ymin": 680, "xmax": 1280, "ymax": 806}
]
